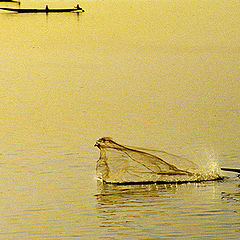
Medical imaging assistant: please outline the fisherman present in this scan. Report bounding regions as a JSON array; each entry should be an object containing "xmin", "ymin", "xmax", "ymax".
[
  {"xmin": 45, "ymin": 5, "xmax": 49, "ymax": 12},
  {"xmin": 75, "ymin": 4, "xmax": 84, "ymax": 12}
]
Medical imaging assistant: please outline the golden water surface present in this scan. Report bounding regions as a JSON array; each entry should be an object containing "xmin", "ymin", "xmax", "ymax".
[{"xmin": 0, "ymin": 0, "xmax": 239, "ymax": 239}]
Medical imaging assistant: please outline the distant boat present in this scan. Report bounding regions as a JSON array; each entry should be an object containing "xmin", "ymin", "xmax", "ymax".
[
  {"xmin": 0, "ymin": 0, "xmax": 20, "ymax": 3},
  {"xmin": 0, "ymin": 5, "xmax": 84, "ymax": 13},
  {"xmin": 221, "ymin": 168, "xmax": 240, "ymax": 173}
]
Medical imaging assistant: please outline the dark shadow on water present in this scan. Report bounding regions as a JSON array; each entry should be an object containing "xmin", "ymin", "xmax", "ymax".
[
  {"xmin": 221, "ymin": 177, "xmax": 240, "ymax": 204},
  {"xmin": 101, "ymin": 177, "xmax": 224, "ymax": 186},
  {"xmin": 44, "ymin": 12, "xmax": 83, "ymax": 23}
]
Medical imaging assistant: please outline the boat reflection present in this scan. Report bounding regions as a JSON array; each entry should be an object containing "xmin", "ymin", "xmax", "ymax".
[{"xmin": 221, "ymin": 179, "xmax": 240, "ymax": 204}]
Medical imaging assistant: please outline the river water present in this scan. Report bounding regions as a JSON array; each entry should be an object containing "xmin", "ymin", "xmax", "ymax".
[{"xmin": 0, "ymin": 0, "xmax": 239, "ymax": 239}]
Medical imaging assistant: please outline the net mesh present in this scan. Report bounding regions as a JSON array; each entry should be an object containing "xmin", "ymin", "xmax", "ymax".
[{"xmin": 95, "ymin": 137, "xmax": 222, "ymax": 184}]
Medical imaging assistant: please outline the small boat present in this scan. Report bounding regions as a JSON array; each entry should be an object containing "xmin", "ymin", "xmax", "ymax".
[
  {"xmin": 221, "ymin": 168, "xmax": 240, "ymax": 173},
  {"xmin": 0, "ymin": 0, "xmax": 20, "ymax": 2},
  {"xmin": 0, "ymin": 5, "xmax": 84, "ymax": 13}
]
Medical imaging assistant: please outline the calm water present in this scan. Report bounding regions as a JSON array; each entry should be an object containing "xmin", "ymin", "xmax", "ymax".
[{"xmin": 0, "ymin": 0, "xmax": 240, "ymax": 239}]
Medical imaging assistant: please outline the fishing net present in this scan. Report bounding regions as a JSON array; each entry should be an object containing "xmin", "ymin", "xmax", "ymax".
[{"xmin": 95, "ymin": 137, "xmax": 222, "ymax": 184}]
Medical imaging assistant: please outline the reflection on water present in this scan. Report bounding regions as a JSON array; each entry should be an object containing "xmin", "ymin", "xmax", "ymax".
[
  {"xmin": 222, "ymin": 189, "xmax": 240, "ymax": 204},
  {"xmin": 96, "ymin": 181, "xmax": 177, "ymax": 206},
  {"xmin": 96, "ymin": 183, "xmax": 174, "ymax": 236},
  {"xmin": 96, "ymin": 180, "xmax": 240, "ymax": 239},
  {"xmin": 221, "ymin": 177, "xmax": 240, "ymax": 205}
]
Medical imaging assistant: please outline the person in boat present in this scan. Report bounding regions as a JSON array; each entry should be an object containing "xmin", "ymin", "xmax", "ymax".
[
  {"xmin": 45, "ymin": 5, "xmax": 49, "ymax": 12},
  {"xmin": 76, "ymin": 4, "xmax": 82, "ymax": 11}
]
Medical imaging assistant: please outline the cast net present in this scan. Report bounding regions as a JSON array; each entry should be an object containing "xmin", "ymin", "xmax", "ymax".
[{"xmin": 95, "ymin": 137, "xmax": 222, "ymax": 184}]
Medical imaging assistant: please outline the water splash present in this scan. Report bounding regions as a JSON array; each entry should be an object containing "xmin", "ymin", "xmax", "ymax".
[{"xmin": 201, "ymin": 148, "xmax": 223, "ymax": 181}]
